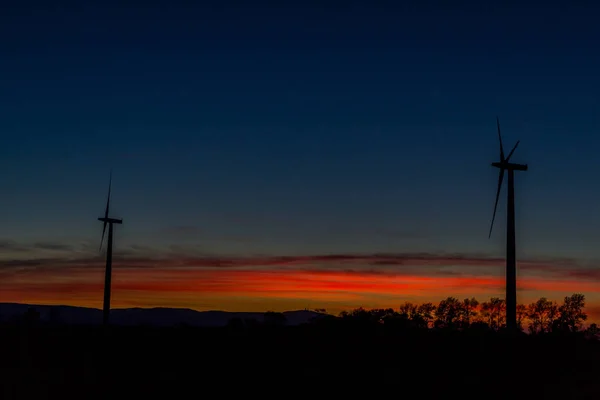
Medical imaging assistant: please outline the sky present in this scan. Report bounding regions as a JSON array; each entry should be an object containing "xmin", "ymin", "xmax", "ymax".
[{"xmin": 1, "ymin": 1, "xmax": 600, "ymax": 320}]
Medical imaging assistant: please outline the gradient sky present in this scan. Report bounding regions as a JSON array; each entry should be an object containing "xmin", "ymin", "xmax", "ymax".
[{"xmin": 1, "ymin": 2, "xmax": 600, "ymax": 320}]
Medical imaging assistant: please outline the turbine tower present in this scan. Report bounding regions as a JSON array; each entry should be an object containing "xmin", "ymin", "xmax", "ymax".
[
  {"xmin": 488, "ymin": 117, "xmax": 528, "ymax": 332},
  {"xmin": 98, "ymin": 170, "xmax": 123, "ymax": 327}
]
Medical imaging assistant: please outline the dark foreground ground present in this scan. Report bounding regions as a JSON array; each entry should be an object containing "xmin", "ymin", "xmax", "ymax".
[{"xmin": 1, "ymin": 323, "xmax": 599, "ymax": 399}]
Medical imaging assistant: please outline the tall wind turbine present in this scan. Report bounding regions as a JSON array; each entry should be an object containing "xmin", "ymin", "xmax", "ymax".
[
  {"xmin": 98, "ymin": 170, "xmax": 123, "ymax": 327},
  {"xmin": 488, "ymin": 117, "xmax": 528, "ymax": 332}
]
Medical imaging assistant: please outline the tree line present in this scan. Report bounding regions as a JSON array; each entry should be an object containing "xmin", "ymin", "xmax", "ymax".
[
  {"xmin": 7, "ymin": 293, "xmax": 599, "ymax": 339},
  {"xmin": 332, "ymin": 293, "xmax": 598, "ymax": 336}
]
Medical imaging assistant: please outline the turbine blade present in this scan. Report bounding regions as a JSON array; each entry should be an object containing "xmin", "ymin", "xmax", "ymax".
[
  {"xmin": 99, "ymin": 221, "xmax": 107, "ymax": 252},
  {"xmin": 104, "ymin": 170, "xmax": 112, "ymax": 219},
  {"xmin": 489, "ymin": 169, "xmax": 505, "ymax": 238},
  {"xmin": 497, "ymin": 117, "xmax": 505, "ymax": 161},
  {"xmin": 505, "ymin": 140, "xmax": 520, "ymax": 163},
  {"xmin": 99, "ymin": 170, "xmax": 112, "ymax": 253}
]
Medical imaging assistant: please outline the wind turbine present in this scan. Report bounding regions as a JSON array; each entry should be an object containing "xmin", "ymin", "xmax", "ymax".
[
  {"xmin": 488, "ymin": 117, "xmax": 528, "ymax": 332},
  {"xmin": 98, "ymin": 170, "xmax": 123, "ymax": 327}
]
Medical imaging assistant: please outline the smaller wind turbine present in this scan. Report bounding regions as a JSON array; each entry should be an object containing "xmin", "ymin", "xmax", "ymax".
[
  {"xmin": 98, "ymin": 170, "xmax": 123, "ymax": 327},
  {"xmin": 488, "ymin": 117, "xmax": 528, "ymax": 332}
]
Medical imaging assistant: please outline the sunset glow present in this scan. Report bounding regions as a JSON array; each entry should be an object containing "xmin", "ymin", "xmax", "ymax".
[{"xmin": 2, "ymin": 253, "xmax": 599, "ymax": 322}]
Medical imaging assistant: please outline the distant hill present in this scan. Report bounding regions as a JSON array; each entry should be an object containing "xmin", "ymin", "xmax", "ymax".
[{"xmin": 0, "ymin": 303, "xmax": 327, "ymax": 327}]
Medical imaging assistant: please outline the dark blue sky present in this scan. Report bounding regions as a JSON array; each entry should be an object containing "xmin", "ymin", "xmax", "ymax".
[{"xmin": 1, "ymin": 2, "xmax": 599, "ymax": 260}]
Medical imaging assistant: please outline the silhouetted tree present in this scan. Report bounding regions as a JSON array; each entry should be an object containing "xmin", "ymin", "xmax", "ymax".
[
  {"xmin": 527, "ymin": 297, "xmax": 559, "ymax": 334},
  {"xmin": 370, "ymin": 308, "xmax": 396, "ymax": 321},
  {"xmin": 516, "ymin": 304, "xmax": 528, "ymax": 332},
  {"xmin": 434, "ymin": 297, "xmax": 461, "ymax": 329},
  {"xmin": 371, "ymin": 308, "xmax": 403, "ymax": 328},
  {"xmin": 398, "ymin": 302, "xmax": 418, "ymax": 319},
  {"xmin": 391, "ymin": 302, "xmax": 416, "ymax": 328},
  {"xmin": 415, "ymin": 302, "xmax": 436, "ymax": 329},
  {"xmin": 481, "ymin": 298, "xmax": 505, "ymax": 330},
  {"xmin": 492, "ymin": 298, "xmax": 506, "ymax": 329},
  {"xmin": 340, "ymin": 308, "xmax": 366, "ymax": 328},
  {"xmin": 556, "ymin": 293, "xmax": 587, "ymax": 333},
  {"xmin": 340, "ymin": 307, "xmax": 375, "ymax": 325},
  {"xmin": 460, "ymin": 297, "xmax": 479, "ymax": 327}
]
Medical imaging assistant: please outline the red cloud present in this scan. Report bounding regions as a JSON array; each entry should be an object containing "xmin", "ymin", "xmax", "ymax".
[{"xmin": 0, "ymin": 252, "xmax": 594, "ymax": 271}]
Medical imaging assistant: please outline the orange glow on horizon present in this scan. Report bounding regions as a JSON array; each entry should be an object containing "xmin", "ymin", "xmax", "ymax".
[{"xmin": 1, "ymin": 265, "xmax": 600, "ymax": 322}]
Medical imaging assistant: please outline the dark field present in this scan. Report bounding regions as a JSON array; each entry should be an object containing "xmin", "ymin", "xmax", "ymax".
[{"xmin": 1, "ymin": 322, "xmax": 599, "ymax": 399}]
